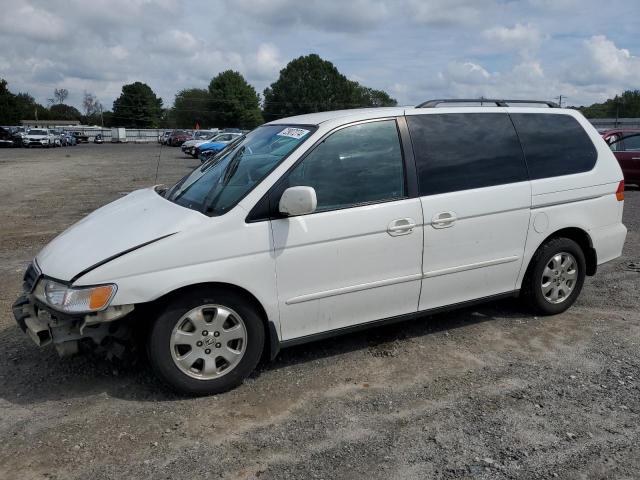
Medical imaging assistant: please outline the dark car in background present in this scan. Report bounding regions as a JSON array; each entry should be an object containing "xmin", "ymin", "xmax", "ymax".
[
  {"xmin": 603, "ymin": 129, "xmax": 640, "ymax": 186},
  {"xmin": 167, "ymin": 130, "xmax": 192, "ymax": 146},
  {"xmin": 72, "ymin": 131, "xmax": 89, "ymax": 143},
  {"xmin": 0, "ymin": 127, "xmax": 15, "ymax": 147}
]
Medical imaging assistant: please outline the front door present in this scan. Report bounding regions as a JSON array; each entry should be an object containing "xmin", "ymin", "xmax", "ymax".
[{"xmin": 271, "ymin": 119, "xmax": 424, "ymax": 341}]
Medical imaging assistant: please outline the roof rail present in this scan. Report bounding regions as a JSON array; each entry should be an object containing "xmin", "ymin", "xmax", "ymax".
[{"xmin": 416, "ymin": 99, "xmax": 559, "ymax": 108}]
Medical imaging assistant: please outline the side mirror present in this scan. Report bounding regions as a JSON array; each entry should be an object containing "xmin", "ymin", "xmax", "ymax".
[{"xmin": 279, "ymin": 186, "xmax": 317, "ymax": 216}]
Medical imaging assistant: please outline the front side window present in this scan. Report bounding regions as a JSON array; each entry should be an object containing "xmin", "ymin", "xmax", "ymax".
[
  {"xmin": 407, "ymin": 113, "xmax": 527, "ymax": 196},
  {"xmin": 284, "ymin": 120, "xmax": 405, "ymax": 212},
  {"xmin": 510, "ymin": 113, "xmax": 597, "ymax": 179},
  {"xmin": 165, "ymin": 125, "xmax": 314, "ymax": 216}
]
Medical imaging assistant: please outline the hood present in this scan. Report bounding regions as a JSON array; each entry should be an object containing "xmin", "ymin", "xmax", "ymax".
[
  {"xmin": 25, "ymin": 134, "xmax": 48, "ymax": 139},
  {"xmin": 36, "ymin": 187, "xmax": 206, "ymax": 282}
]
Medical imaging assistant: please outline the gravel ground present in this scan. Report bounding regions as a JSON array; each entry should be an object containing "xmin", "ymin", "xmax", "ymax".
[{"xmin": 0, "ymin": 144, "xmax": 638, "ymax": 480}]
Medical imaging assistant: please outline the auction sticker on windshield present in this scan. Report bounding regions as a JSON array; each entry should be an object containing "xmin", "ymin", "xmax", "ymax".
[{"xmin": 277, "ymin": 127, "xmax": 310, "ymax": 139}]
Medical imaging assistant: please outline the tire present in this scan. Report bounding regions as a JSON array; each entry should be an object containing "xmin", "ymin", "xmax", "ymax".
[
  {"xmin": 521, "ymin": 237, "xmax": 586, "ymax": 315},
  {"xmin": 147, "ymin": 288, "xmax": 265, "ymax": 395}
]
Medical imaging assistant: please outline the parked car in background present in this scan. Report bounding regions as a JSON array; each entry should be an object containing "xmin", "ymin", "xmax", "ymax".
[
  {"xmin": 22, "ymin": 128, "xmax": 54, "ymax": 148},
  {"xmin": 72, "ymin": 131, "xmax": 89, "ymax": 143},
  {"xmin": 9, "ymin": 127, "xmax": 27, "ymax": 147},
  {"xmin": 159, "ymin": 131, "xmax": 171, "ymax": 144},
  {"xmin": 0, "ymin": 127, "xmax": 15, "ymax": 147},
  {"xmin": 167, "ymin": 130, "xmax": 192, "ymax": 146},
  {"xmin": 61, "ymin": 131, "xmax": 77, "ymax": 146},
  {"xmin": 194, "ymin": 132, "xmax": 243, "ymax": 159},
  {"xmin": 198, "ymin": 134, "xmax": 245, "ymax": 164},
  {"xmin": 94, "ymin": 134, "xmax": 104, "ymax": 144},
  {"xmin": 181, "ymin": 130, "xmax": 220, "ymax": 157},
  {"xmin": 12, "ymin": 101, "xmax": 627, "ymax": 395},
  {"xmin": 51, "ymin": 129, "xmax": 63, "ymax": 147},
  {"xmin": 603, "ymin": 129, "xmax": 640, "ymax": 186}
]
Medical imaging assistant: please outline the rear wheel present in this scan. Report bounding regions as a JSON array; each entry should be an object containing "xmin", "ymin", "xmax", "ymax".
[
  {"xmin": 147, "ymin": 288, "xmax": 265, "ymax": 395},
  {"xmin": 522, "ymin": 237, "xmax": 586, "ymax": 315}
]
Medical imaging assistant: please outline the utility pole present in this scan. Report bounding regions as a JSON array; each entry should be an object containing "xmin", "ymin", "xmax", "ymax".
[{"xmin": 555, "ymin": 95, "xmax": 565, "ymax": 108}]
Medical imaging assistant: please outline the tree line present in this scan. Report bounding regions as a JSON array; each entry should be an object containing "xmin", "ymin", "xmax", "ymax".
[
  {"xmin": 5, "ymin": 52, "xmax": 638, "ymax": 129},
  {"xmin": 1, "ymin": 54, "xmax": 396, "ymax": 129},
  {"xmin": 578, "ymin": 90, "xmax": 640, "ymax": 119}
]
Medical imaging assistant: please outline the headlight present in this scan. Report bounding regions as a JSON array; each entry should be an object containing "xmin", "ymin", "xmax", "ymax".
[{"xmin": 34, "ymin": 279, "xmax": 116, "ymax": 313}]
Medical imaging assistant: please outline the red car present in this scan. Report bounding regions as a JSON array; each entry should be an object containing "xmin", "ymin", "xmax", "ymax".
[
  {"xmin": 167, "ymin": 130, "xmax": 192, "ymax": 147},
  {"xmin": 602, "ymin": 129, "xmax": 640, "ymax": 186}
]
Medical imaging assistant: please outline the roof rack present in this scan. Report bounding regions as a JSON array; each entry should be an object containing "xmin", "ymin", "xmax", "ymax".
[{"xmin": 416, "ymin": 99, "xmax": 559, "ymax": 108}]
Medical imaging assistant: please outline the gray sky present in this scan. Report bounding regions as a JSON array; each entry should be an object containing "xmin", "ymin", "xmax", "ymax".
[{"xmin": 1, "ymin": 0, "xmax": 639, "ymax": 111}]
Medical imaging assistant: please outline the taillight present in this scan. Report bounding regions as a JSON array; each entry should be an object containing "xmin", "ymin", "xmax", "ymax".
[{"xmin": 616, "ymin": 180, "xmax": 625, "ymax": 201}]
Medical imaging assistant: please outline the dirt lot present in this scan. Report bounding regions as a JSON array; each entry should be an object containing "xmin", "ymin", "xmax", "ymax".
[{"xmin": 0, "ymin": 143, "xmax": 638, "ymax": 480}]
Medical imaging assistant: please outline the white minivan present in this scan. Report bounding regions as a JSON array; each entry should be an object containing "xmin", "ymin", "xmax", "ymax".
[{"xmin": 13, "ymin": 100, "xmax": 627, "ymax": 394}]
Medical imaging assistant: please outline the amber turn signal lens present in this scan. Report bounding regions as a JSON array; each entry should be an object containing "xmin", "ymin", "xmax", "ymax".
[
  {"xmin": 89, "ymin": 285, "xmax": 115, "ymax": 310},
  {"xmin": 616, "ymin": 180, "xmax": 625, "ymax": 201}
]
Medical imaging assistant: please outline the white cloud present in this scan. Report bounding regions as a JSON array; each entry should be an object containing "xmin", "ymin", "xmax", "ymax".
[
  {"xmin": 584, "ymin": 35, "xmax": 640, "ymax": 81},
  {"xmin": 483, "ymin": 23, "xmax": 543, "ymax": 50},
  {"xmin": 231, "ymin": 0, "xmax": 389, "ymax": 31},
  {"xmin": 440, "ymin": 62, "xmax": 493, "ymax": 85},
  {"xmin": 252, "ymin": 44, "xmax": 283, "ymax": 81},
  {"xmin": 0, "ymin": 4, "xmax": 66, "ymax": 41},
  {"xmin": 404, "ymin": 0, "xmax": 497, "ymax": 25}
]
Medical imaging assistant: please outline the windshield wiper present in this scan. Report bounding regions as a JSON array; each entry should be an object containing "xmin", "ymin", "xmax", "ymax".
[{"xmin": 222, "ymin": 146, "xmax": 245, "ymax": 184}]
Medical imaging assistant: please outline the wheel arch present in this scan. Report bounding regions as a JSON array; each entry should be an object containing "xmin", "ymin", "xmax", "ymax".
[
  {"xmin": 141, "ymin": 282, "xmax": 280, "ymax": 361},
  {"xmin": 526, "ymin": 227, "xmax": 597, "ymax": 278}
]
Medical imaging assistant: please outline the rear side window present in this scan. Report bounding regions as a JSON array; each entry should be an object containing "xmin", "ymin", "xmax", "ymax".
[
  {"xmin": 407, "ymin": 113, "xmax": 527, "ymax": 196},
  {"xmin": 510, "ymin": 113, "xmax": 597, "ymax": 179}
]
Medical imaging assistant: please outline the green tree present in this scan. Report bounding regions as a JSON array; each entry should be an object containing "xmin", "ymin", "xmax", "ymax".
[
  {"xmin": 112, "ymin": 82, "xmax": 163, "ymax": 127},
  {"xmin": 262, "ymin": 54, "xmax": 396, "ymax": 120},
  {"xmin": 349, "ymin": 84, "xmax": 397, "ymax": 108},
  {"xmin": 208, "ymin": 70, "xmax": 263, "ymax": 129},
  {"xmin": 49, "ymin": 103, "xmax": 82, "ymax": 121},
  {"xmin": 172, "ymin": 88, "xmax": 214, "ymax": 128},
  {"xmin": 0, "ymin": 79, "xmax": 47, "ymax": 124},
  {"xmin": 580, "ymin": 90, "xmax": 640, "ymax": 118}
]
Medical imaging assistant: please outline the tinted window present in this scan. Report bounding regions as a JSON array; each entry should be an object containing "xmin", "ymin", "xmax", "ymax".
[
  {"xmin": 623, "ymin": 134, "xmax": 640, "ymax": 151},
  {"xmin": 285, "ymin": 120, "xmax": 405, "ymax": 212},
  {"xmin": 407, "ymin": 113, "xmax": 527, "ymax": 196},
  {"xmin": 510, "ymin": 113, "xmax": 597, "ymax": 179}
]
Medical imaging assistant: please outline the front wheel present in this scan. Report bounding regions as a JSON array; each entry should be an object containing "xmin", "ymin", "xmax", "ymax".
[
  {"xmin": 147, "ymin": 288, "xmax": 265, "ymax": 395},
  {"xmin": 521, "ymin": 237, "xmax": 586, "ymax": 315}
]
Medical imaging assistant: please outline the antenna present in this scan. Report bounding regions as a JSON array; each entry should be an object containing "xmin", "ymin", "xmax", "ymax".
[
  {"xmin": 154, "ymin": 132, "xmax": 163, "ymax": 185},
  {"xmin": 554, "ymin": 95, "xmax": 566, "ymax": 108}
]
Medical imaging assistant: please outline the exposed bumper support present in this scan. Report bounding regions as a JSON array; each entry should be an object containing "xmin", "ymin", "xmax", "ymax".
[{"xmin": 12, "ymin": 294, "xmax": 135, "ymax": 357}]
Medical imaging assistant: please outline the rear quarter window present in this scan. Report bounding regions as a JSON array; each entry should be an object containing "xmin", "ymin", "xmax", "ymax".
[{"xmin": 510, "ymin": 113, "xmax": 597, "ymax": 180}]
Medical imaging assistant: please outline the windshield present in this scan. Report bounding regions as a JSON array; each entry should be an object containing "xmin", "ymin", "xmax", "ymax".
[
  {"xmin": 29, "ymin": 129, "xmax": 47, "ymax": 135},
  {"xmin": 165, "ymin": 125, "xmax": 314, "ymax": 216}
]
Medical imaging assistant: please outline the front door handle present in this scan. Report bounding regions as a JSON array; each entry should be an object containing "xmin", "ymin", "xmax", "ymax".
[
  {"xmin": 387, "ymin": 218, "xmax": 416, "ymax": 236},
  {"xmin": 431, "ymin": 211, "xmax": 457, "ymax": 229}
]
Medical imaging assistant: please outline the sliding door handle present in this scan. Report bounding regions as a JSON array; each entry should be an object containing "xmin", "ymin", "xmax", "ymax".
[{"xmin": 431, "ymin": 211, "xmax": 457, "ymax": 229}]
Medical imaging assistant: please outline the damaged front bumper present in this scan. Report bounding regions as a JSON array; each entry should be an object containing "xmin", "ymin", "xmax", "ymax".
[{"xmin": 12, "ymin": 293, "xmax": 135, "ymax": 357}]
